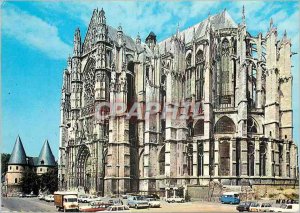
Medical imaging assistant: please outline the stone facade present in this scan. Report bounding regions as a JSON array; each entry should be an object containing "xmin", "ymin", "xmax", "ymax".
[{"xmin": 58, "ymin": 8, "xmax": 298, "ymax": 196}]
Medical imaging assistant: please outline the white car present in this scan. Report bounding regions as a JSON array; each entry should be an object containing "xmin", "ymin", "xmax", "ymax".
[
  {"xmin": 166, "ymin": 197, "xmax": 184, "ymax": 203},
  {"xmin": 270, "ymin": 204, "xmax": 299, "ymax": 212},
  {"xmin": 146, "ymin": 198, "xmax": 160, "ymax": 208},
  {"xmin": 97, "ymin": 205, "xmax": 130, "ymax": 212},
  {"xmin": 78, "ymin": 194, "xmax": 89, "ymax": 203},
  {"xmin": 44, "ymin": 195, "xmax": 54, "ymax": 202},
  {"xmin": 81, "ymin": 195, "xmax": 102, "ymax": 203}
]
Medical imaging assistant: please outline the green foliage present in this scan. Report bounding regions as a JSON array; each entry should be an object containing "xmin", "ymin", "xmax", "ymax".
[
  {"xmin": 40, "ymin": 166, "xmax": 58, "ymax": 194},
  {"xmin": 1, "ymin": 153, "xmax": 11, "ymax": 174},
  {"xmin": 20, "ymin": 166, "xmax": 58, "ymax": 194},
  {"xmin": 20, "ymin": 167, "xmax": 40, "ymax": 195}
]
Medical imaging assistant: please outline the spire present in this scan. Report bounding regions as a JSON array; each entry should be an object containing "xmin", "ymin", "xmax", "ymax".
[
  {"xmin": 8, "ymin": 136, "xmax": 27, "ymax": 165},
  {"xmin": 192, "ymin": 27, "xmax": 196, "ymax": 42},
  {"xmin": 136, "ymin": 32, "xmax": 141, "ymax": 45},
  {"xmin": 99, "ymin": 7, "xmax": 106, "ymax": 24},
  {"xmin": 73, "ymin": 28, "xmax": 81, "ymax": 56},
  {"xmin": 37, "ymin": 140, "xmax": 56, "ymax": 167},
  {"xmin": 270, "ymin": 17, "xmax": 273, "ymax": 30},
  {"xmin": 176, "ymin": 22, "xmax": 180, "ymax": 38},
  {"xmin": 284, "ymin": 29, "xmax": 287, "ymax": 38},
  {"xmin": 242, "ymin": 5, "xmax": 245, "ymax": 24}
]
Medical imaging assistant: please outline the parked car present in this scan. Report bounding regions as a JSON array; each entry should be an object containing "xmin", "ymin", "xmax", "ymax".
[
  {"xmin": 80, "ymin": 202, "xmax": 111, "ymax": 212},
  {"xmin": 145, "ymin": 194, "xmax": 160, "ymax": 200},
  {"xmin": 219, "ymin": 192, "xmax": 240, "ymax": 204},
  {"xmin": 236, "ymin": 201, "xmax": 256, "ymax": 212},
  {"xmin": 78, "ymin": 194, "xmax": 89, "ymax": 203},
  {"xmin": 82, "ymin": 195, "xmax": 102, "ymax": 203},
  {"xmin": 18, "ymin": 193, "xmax": 26, "ymax": 198},
  {"xmin": 99, "ymin": 205, "xmax": 130, "ymax": 212},
  {"xmin": 166, "ymin": 196, "xmax": 185, "ymax": 203},
  {"xmin": 146, "ymin": 198, "xmax": 160, "ymax": 208},
  {"xmin": 270, "ymin": 204, "xmax": 299, "ymax": 212},
  {"xmin": 127, "ymin": 196, "xmax": 149, "ymax": 209},
  {"xmin": 121, "ymin": 194, "xmax": 128, "ymax": 199},
  {"xmin": 26, "ymin": 193, "xmax": 37, "ymax": 198},
  {"xmin": 38, "ymin": 194, "xmax": 45, "ymax": 200},
  {"xmin": 257, "ymin": 203, "xmax": 272, "ymax": 212},
  {"xmin": 45, "ymin": 194, "xmax": 55, "ymax": 202}
]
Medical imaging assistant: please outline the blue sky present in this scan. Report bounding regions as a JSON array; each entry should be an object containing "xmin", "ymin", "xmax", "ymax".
[{"xmin": 2, "ymin": 1, "xmax": 299, "ymax": 158}]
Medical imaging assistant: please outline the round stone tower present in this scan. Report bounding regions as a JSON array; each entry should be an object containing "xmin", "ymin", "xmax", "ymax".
[
  {"xmin": 36, "ymin": 140, "xmax": 56, "ymax": 175},
  {"xmin": 6, "ymin": 136, "xmax": 27, "ymax": 196}
]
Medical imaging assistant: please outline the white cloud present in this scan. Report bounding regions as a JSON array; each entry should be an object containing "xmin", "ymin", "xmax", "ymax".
[{"xmin": 2, "ymin": 7, "xmax": 72, "ymax": 59}]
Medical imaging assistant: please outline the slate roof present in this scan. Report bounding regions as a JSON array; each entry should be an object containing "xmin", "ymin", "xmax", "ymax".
[
  {"xmin": 107, "ymin": 25, "xmax": 137, "ymax": 51},
  {"xmin": 8, "ymin": 136, "xmax": 27, "ymax": 165},
  {"xmin": 158, "ymin": 10, "xmax": 238, "ymax": 52},
  {"xmin": 27, "ymin": 157, "xmax": 39, "ymax": 167},
  {"xmin": 36, "ymin": 140, "xmax": 56, "ymax": 167}
]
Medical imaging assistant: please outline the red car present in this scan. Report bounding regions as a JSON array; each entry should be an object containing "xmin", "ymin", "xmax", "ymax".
[{"xmin": 80, "ymin": 203, "xmax": 111, "ymax": 212}]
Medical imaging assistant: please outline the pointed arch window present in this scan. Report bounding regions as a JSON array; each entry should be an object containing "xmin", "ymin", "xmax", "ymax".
[
  {"xmin": 247, "ymin": 117, "xmax": 258, "ymax": 133},
  {"xmin": 219, "ymin": 39, "xmax": 231, "ymax": 106},
  {"xmin": 195, "ymin": 50, "xmax": 204, "ymax": 101},
  {"xmin": 83, "ymin": 59, "xmax": 96, "ymax": 106},
  {"xmin": 214, "ymin": 116, "xmax": 236, "ymax": 133}
]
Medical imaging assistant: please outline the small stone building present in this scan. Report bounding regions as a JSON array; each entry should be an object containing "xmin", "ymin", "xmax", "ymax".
[{"xmin": 3, "ymin": 136, "xmax": 56, "ymax": 196}]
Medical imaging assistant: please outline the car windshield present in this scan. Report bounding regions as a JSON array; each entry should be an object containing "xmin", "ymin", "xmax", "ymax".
[
  {"xmin": 67, "ymin": 198, "xmax": 77, "ymax": 202},
  {"xmin": 136, "ymin": 196, "xmax": 144, "ymax": 200}
]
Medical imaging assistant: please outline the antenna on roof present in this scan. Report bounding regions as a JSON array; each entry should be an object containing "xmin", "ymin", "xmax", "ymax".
[{"xmin": 176, "ymin": 22, "xmax": 180, "ymax": 38}]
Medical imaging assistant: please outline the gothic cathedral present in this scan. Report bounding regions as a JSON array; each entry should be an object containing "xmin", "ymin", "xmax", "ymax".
[{"xmin": 58, "ymin": 8, "xmax": 298, "ymax": 195}]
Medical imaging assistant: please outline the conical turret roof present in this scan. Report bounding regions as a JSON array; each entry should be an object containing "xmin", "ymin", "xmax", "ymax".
[
  {"xmin": 8, "ymin": 136, "xmax": 27, "ymax": 165},
  {"xmin": 37, "ymin": 140, "xmax": 56, "ymax": 167}
]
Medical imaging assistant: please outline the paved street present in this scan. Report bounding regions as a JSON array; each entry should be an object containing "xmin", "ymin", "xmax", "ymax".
[
  {"xmin": 1, "ymin": 197, "xmax": 57, "ymax": 212},
  {"xmin": 1, "ymin": 197, "xmax": 237, "ymax": 212}
]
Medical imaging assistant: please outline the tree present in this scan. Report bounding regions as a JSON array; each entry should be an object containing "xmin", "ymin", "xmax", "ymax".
[
  {"xmin": 1, "ymin": 153, "xmax": 11, "ymax": 174},
  {"xmin": 20, "ymin": 167, "xmax": 40, "ymax": 195},
  {"xmin": 40, "ymin": 166, "xmax": 58, "ymax": 194}
]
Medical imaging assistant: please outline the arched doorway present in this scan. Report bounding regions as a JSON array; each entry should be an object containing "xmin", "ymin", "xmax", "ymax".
[{"xmin": 77, "ymin": 145, "xmax": 92, "ymax": 193}]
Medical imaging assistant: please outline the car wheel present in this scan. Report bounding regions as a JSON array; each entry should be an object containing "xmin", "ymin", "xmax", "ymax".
[
  {"xmin": 181, "ymin": 200, "xmax": 184, "ymax": 203},
  {"xmin": 172, "ymin": 200, "xmax": 175, "ymax": 203},
  {"xmin": 135, "ymin": 204, "xmax": 138, "ymax": 209}
]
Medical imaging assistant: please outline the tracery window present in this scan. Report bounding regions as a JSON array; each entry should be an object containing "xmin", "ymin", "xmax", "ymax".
[
  {"xmin": 83, "ymin": 60, "xmax": 96, "ymax": 106},
  {"xmin": 247, "ymin": 117, "xmax": 258, "ymax": 133},
  {"xmin": 219, "ymin": 39, "xmax": 231, "ymax": 105},
  {"xmin": 195, "ymin": 50, "xmax": 204, "ymax": 101},
  {"xmin": 214, "ymin": 116, "xmax": 236, "ymax": 133}
]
